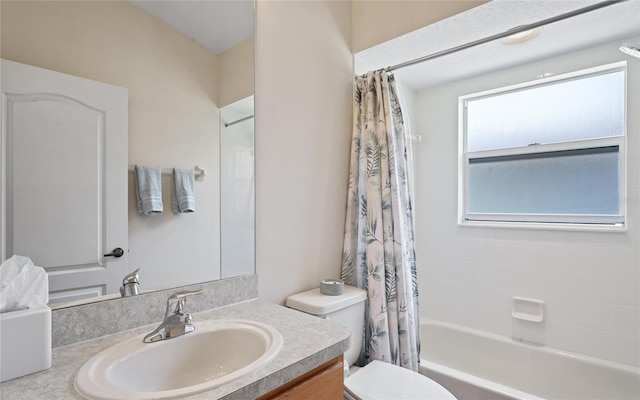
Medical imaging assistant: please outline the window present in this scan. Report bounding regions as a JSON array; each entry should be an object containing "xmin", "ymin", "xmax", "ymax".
[{"xmin": 459, "ymin": 62, "xmax": 626, "ymax": 228}]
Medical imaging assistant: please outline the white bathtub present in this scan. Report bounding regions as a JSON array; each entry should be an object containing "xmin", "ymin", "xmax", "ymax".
[{"xmin": 418, "ymin": 320, "xmax": 640, "ymax": 400}]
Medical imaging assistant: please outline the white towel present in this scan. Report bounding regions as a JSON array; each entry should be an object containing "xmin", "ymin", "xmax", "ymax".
[
  {"xmin": 134, "ymin": 165, "xmax": 163, "ymax": 215},
  {"xmin": 172, "ymin": 168, "xmax": 195, "ymax": 214}
]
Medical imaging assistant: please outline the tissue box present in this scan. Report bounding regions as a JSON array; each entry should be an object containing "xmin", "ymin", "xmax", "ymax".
[{"xmin": 0, "ymin": 305, "xmax": 51, "ymax": 382}]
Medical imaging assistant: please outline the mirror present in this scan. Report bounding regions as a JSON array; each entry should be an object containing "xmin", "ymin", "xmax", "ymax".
[{"xmin": 0, "ymin": 0, "xmax": 254, "ymax": 308}]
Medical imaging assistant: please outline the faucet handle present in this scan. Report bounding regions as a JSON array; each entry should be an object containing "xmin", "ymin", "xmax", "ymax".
[
  {"xmin": 164, "ymin": 289, "xmax": 203, "ymax": 317},
  {"xmin": 167, "ymin": 289, "xmax": 203, "ymax": 301}
]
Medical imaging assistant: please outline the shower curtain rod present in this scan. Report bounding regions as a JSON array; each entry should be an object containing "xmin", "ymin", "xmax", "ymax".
[
  {"xmin": 386, "ymin": 0, "xmax": 628, "ymax": 72},
  {"xmin": 224, "ymin": 115, "xmax": 254, "ymax": 128}
]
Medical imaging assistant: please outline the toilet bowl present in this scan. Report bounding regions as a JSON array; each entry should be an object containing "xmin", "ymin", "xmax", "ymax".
[
  {"xmin": 286, "ymin": 286, "xmax": 456, "ymax": 400},
  {"xmin": 345, "ymin": 360, "xmax": 456, "ymax": 400}
]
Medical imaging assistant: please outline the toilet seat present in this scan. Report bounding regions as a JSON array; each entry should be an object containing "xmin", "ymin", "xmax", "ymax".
[{"xmin": 344, "ymin": 361, "xmax": 456, "ymax": 400}]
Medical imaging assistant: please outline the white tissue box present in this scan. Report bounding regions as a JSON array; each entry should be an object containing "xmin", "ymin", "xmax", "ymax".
[{"xmin": 0, "ymin": 305, "xmax": 52, "ymax": 382}]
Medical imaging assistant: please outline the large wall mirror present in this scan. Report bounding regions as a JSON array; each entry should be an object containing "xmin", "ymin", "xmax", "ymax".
[{"xmin": 0, "ymin": 0, "xmax": 254, "ymax": 308}]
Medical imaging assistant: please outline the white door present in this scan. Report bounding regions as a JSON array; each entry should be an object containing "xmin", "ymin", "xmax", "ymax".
[{"xmin": 1, "ymin": 59, "xmax": 128, "ymax": 305}]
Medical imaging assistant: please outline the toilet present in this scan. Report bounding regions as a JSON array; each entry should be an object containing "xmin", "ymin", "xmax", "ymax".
[{"xmin": 286, "ymin": 285, "xmax": 456, "ymax": 400}]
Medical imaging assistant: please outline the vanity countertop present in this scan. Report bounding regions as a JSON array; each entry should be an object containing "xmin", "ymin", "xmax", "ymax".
[{"xmin": 0, "ymin": 299, "xmax": 351, "ymax": 399}]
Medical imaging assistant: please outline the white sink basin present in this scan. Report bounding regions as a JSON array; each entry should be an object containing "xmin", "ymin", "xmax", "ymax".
[{"xmin": 75, "ymin": 319, "xmax": 283, "ymax": 400}]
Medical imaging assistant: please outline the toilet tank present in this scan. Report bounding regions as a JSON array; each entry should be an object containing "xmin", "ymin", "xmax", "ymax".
[{"xmin": 286, "ymin": 285, "xmax": 366, "ymax": 366}]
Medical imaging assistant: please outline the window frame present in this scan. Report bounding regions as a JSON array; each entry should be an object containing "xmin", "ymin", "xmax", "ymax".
[{"xmin": 458, "ymin": 61, "xmax": 627, "ymax": 231}]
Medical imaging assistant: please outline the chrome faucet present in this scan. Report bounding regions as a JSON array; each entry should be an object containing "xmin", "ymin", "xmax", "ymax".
[
  {"xmin": 120, "ymin": 268, "xmax": 140, "ymax": 297},
  {"xmin": 143, "ymin": 289, "xmax": 203, "ymax": 343}
]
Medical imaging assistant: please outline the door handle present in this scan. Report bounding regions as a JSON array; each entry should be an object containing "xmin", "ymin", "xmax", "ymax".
[{"xmin": 104, "ymin": 247, "xmax": 125, "ymax": 258}]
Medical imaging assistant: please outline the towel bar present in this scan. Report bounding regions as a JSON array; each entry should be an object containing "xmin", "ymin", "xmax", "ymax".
[{"xmin": 128, "ymin": 165, "xmax": 206, "ymax": 181}]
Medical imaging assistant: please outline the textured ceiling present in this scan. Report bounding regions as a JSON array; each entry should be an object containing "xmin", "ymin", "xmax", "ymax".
[
  {"xmin": 130, "ymin": 0, "xmax": 254, "ymax": 55},
  {"xmin": 356, "ymin": 0, "xmax": 640, "ymax": 90}
]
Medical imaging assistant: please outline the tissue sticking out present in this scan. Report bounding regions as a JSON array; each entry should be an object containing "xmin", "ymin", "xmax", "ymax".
[{"xmin": 0, "ymin": 255, "xmax": 49, "ymax": 313}]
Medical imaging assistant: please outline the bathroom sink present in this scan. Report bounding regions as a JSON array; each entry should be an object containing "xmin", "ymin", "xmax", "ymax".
[{"xmin": 75, "ymin": 319, "xmax": 283, "ymax": 400}]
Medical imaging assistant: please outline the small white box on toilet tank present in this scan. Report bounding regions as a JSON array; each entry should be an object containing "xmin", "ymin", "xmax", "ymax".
[{"xmin": 0, "ymin": 305, "xmax": 52, "ymax": 382}]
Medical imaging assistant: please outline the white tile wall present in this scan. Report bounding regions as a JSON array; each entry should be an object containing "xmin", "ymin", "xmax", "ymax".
[{"xmin": 411, "ymin": 39, "xmax": 640, "ymax": 367}]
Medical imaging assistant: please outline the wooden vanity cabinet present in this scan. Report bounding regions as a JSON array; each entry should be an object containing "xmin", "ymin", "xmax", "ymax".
[{"xmin": 258, "ymin": 355, "xmax": 344, "ymax": 400}]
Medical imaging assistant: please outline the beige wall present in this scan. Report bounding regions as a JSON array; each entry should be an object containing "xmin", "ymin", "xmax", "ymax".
[
  {"xmin": 255, "ymin": 0, "xmax": 353, "ymax": 304},
  {"xmin": 1, "ymin": 1, "xmax": 222, "ymax": 289},
  {"xmin": 220, "ymin": 36, "xmax": 255, "ymax": 107},
  {"xmin": 253, "ymin": 0, "xmax": 491, "ymax": 304},
  {"xmin": 352, "ymin": 0, "xmax": 488, "ymax": 53}
]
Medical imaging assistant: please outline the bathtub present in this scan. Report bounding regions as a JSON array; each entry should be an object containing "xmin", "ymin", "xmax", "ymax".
[{"xmin": 418, "ymin": 320, "xmax": 640, "ymax": 400}]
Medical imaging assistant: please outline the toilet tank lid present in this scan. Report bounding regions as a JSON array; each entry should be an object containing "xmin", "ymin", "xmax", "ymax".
[{"xmin": 285, "ymin": 285, "xmax": 366, "ymax": 315}]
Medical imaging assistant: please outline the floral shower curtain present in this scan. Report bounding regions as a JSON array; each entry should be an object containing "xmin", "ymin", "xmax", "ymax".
[{"xmin": 341, "ymin": 70, "xmax": 420, "ymax": 372}]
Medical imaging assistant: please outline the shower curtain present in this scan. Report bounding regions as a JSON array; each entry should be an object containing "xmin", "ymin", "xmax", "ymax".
[{"xmin": 341, "ymin": 70, "xmax": 420, "ymax": 372}]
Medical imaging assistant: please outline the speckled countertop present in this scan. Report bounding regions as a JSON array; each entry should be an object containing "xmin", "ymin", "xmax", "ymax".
[{"xmin": 0, "ymin": 299, "xmax": 351, "ymax": 400}]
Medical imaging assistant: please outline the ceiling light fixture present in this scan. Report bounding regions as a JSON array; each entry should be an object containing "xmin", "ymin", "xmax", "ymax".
[
  {"xmin": 502, "ymin": 27, "xmax": 541, "ymax": 44},
  {"xmin": 619, "ymin": 43, "xmax": 640, "ymax": 59}
]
